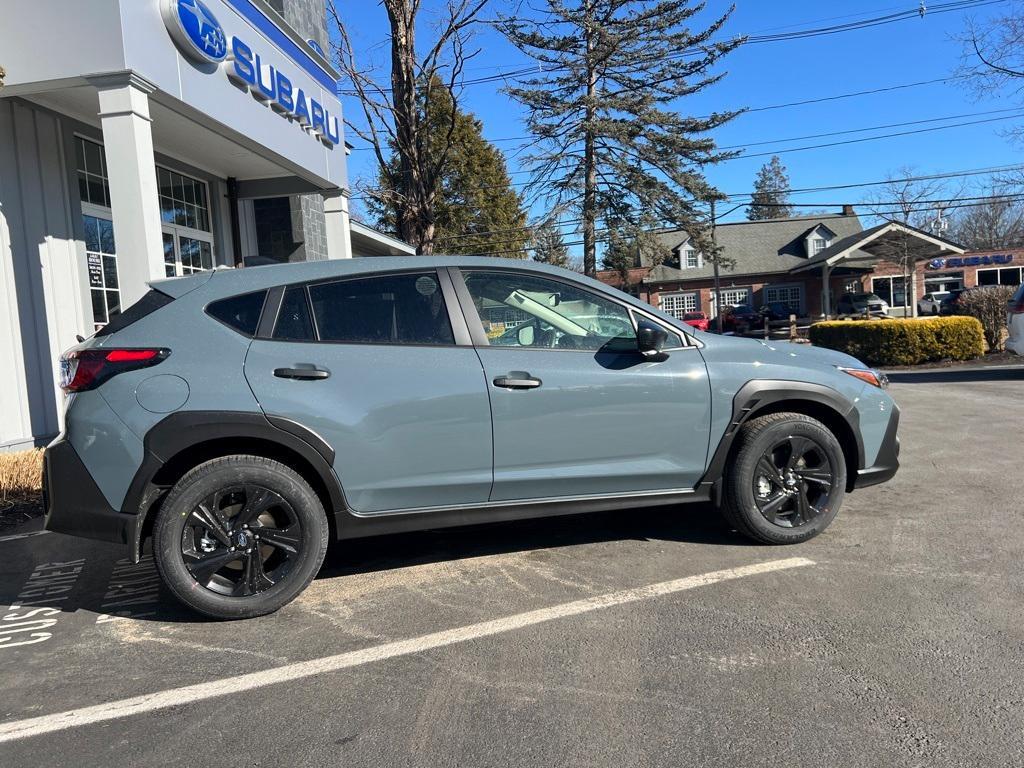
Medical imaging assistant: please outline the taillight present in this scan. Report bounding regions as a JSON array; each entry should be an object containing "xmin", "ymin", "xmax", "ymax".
[
  {"xmin": 1010, "ymin": 298, "xmax": 1024, "ymax": 315},
  {"xmin": 59, "ymin": 348, "xmax": 170, "ymax": 392}
]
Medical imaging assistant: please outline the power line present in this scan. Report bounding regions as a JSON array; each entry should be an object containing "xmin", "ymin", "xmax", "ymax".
[
  {"xmin": 434, "ymin": 193, "xmax": 1024, "ymax": 259},
  {"xmin": 349, "ymin": 111, "xmax": 1024, "ymax": 202},
  {"xmin": 337, "ymin": 1, "xmax": 1002, "ymax": 97}
]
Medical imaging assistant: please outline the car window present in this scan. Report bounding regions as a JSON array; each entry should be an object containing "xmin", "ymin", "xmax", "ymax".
[
  {"xmin": 274, "ymin": 286, "xmax": 315, "ymax": 341},
  {"xmin": 462, "ymin": 271, "xmax": 637, "ymax": 352},
  {"xmin": 207, "ymin": 290, "xmax": 267, "ymax": 336},
  {"xmin": 308, "ymin": 272, "xmax": 454, "ymax": 346}
]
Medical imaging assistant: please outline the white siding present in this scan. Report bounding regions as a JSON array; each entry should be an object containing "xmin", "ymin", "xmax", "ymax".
[{"xmin": 0, "ymin": 100, "xmax": 91, "ymax": 449}]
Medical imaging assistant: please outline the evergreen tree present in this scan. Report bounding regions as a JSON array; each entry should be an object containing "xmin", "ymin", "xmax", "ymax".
[
  {"xmin": 369, "ymin": 81, "xmax": 529, "ymax": 257},
  {"xmin": 746, "ymin": 156, "xmax": 793, "ymax": 220},
  {"xmin": 532, "ymin": 219, "xmax": 571, "ymax": 267},
  {"xmin": 501, "ymin": 0, "xmax": 744, "ymax": 277}
]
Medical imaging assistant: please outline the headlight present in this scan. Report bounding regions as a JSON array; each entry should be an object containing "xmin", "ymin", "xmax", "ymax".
[{"xmin": 837, "ymin": 366, "xmax": 888, "ymax": 388}]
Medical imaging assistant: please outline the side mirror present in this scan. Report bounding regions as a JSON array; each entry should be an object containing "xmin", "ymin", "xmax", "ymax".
[
  {"xmin": 516, "ymin": 324, "xmax": 535, "ymax": 346},
  {"xmin": 636, "ymin": 319, "xmax": 668, "ymax": 357}
]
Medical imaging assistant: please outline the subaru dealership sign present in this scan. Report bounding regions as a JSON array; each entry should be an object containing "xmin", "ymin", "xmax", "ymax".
[
  {"xmin": 926, "ymin": 254, "xmax": 1015, "ymax": 270},
  {"xmin": 161, "ymin": 0, "xmax": 340, "ymax": 146}
]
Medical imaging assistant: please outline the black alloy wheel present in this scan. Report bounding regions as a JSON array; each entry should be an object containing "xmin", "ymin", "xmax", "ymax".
[
  {"xmin": 751, "ymin": 435, "xmax": 839, "ymax": 528},
  {"xmin": 154, "ymin": 455, "xmax": 328, "ymax": 619},
  {"xmin": 721, "ymin": 412, "xmax": 847, "ymax": 545},
  {"xmin": 182, "ymin": 484, "xmax": 302, "ymax": 597}
]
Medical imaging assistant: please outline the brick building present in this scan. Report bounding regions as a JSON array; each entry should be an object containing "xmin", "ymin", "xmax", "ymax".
[{"xmin": 597, "ymin": 209, "xmax": 1017, "ymax": 320}]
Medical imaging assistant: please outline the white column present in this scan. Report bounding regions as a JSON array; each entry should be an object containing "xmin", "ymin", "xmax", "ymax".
[
  {"xmin": 92, "ymin": 73, "xmax": 165, "ymax": 306},
  {"xmin": 324, "ymin": 192, "xmax": 352, "ymax": 259}
]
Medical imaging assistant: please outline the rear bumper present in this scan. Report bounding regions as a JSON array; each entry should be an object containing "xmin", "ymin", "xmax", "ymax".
[
  {"xmin": 853, "ymin": 404, "xmax": 900, "ymax": 489},
  {"xmin": 43, "ymin": 438, "xmax": 140, "ymax": 547}
]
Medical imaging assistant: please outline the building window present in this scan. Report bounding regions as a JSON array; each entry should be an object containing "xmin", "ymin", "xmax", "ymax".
[
  {"xmin": 811, "ymin": 237, "xmax": 828, "ymax": 255},
  {"xmin": 158, "ymin": 166, "xmax": 211, "ymax": 232},
  {"xmin": 764, "ymin": 284, "xmax": 803, "ymax": 312},
  {"xmin": 83, "ymin": 214, "xmax": 119, "ymax": 330},
  {"xmin": 682, "ymin": 248, "xmax": 699, "ymax": 269},
  {"xmin": 711, "ymin": 287, "xmax": 751, "ymax": 316},
  {"xmin": 75, "ymin": 137, "xmax": 111, "ymax": 208},
  {"xmin": 158, "ymin": 166, "xmax": 216, "ymax": 277},
  {"xmin": 871, "ymin": 276, "xmax": 906, "ymax": 307},
  {"xmin": 660, "ymin": 292, "xmax": 699, "ymax": 318},
  {"xmin": 977, "ymin": 267, "xmax": 1023, "ymax": 286}
]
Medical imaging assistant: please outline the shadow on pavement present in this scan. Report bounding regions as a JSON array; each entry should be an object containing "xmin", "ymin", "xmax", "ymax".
[
  {"xmin": 887, "ymin": 366, "xmax": 1024, "ymax": 384},
  {"xmin": 320, "ymin": 503, "xmax": 748, "ymax": 580},
  {"xmin": 0, "ymin": 504, "xmax": 745, "ymax": 625}
]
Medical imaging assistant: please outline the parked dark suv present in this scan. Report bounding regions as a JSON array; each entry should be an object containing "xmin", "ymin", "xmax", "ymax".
[{"xmin": 46, "ymin": 258, "xmax": 900, "ymax": 619}]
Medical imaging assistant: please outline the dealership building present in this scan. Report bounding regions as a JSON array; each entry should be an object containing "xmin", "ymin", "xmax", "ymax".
[
  {"xmin": 598, "ymin": 208, "xmax": 1017, "ymax": 321},
  {"xmin": 0, "ymin": 0, "xmax": 414, "ymax": 451}
]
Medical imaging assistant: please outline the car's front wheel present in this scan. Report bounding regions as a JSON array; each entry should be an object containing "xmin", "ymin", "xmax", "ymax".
[
  {"xmin": 153, "ymin": 455, "xmax": 329, "ymax": 619},
  {"xmin": 722, "ymin": 413, "xmax": 847, "ymax": 544}
]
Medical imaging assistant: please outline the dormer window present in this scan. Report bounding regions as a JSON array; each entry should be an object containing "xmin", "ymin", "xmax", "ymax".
[
  {"xmin": 678, "ymin": 241, "xmax": 702, "ymax": 269},
  {"xmin": 805, "ymin": 224, "xmax": 836, "ymax": 258}
]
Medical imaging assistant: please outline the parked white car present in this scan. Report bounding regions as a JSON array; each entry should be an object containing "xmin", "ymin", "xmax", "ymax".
[
  {"xmin": 836, "ymin": 292, "xmax": 890, "ymax": 317},
  {"xmin": 1007, "ymin": 284, "xmax": 1024, "ymax": 356},
  {"xmin": 917, "ymin": 292, "xmax": 948, "ymax": 316}
]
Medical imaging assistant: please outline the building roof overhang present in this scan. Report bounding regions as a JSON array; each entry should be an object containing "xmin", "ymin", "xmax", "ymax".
[{"xmin": 790, "ymin": 220, "xmax": 964, "ymax": 273}]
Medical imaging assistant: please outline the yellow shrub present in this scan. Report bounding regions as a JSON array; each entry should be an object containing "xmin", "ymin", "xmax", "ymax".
[
  {"xmin": 0, "ymin": 449, "xmax": 44, "ymax": 504},
  {"xmin": 809, "ymin": 317, "xmax": 984, "ymax": 366}
]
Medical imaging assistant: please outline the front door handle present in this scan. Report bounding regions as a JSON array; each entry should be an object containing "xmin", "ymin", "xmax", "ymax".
[
  {"xmin": 493, "ymin": 372, "xmax": 542, "ymax": 390},
  {"xmin": 274, "ymin": 366, "xmax": 330, "ymax": 380}
]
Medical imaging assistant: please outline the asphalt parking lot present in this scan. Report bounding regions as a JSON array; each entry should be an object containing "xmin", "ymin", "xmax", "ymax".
[{"xmin": 1, "ymin": 367, "xmax": 1023, "ymax": 767}]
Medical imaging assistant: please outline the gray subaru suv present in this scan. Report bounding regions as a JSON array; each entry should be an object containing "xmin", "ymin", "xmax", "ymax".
[{"xmin": 45, "ymin": 257, "xmax": 899, "ymax": 619}]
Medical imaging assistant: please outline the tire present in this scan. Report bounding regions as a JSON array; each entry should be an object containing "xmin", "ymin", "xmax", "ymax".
[
  {"xmin": 153, "ymin": 455, "xmax": 329, "ymax": 619},
  {"xmin": 721, "ymin": 412, "xmax": 847, "ymax": 545}
]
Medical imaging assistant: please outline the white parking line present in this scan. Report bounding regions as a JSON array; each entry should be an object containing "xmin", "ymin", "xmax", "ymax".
[
  {"xmin": 0, "ymin": 556, "xmax": 814, "ymax": 744},
  {"xmin": 0, "ymin": 530, "xmax": 50, "ymax": 544}
]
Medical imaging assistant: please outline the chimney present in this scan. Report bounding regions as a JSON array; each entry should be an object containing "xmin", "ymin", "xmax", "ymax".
[{"xmin": 842, "ymin": 204, "xmax": 856, "ymax": 216}]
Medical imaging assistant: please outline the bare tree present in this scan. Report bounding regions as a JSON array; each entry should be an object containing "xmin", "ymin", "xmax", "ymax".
[
  {"xmin": 952, "ymin": 186, "xmax": 1024, "ymax": 250},
  {"xmin": 959, "ymin": 3, "xmax": 1024, "ymax": 142},
  {"xmin": 861, "ymin": 167, "xmax": 954, "ymax": 318},
  {"xmin": 330, "ymin": 0, "xmax": 487, "ymax": 254}
]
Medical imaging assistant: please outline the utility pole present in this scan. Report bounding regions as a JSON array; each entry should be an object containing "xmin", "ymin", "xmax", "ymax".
[{"xmin": 711, "ymin": 198, "xmax": 722, "ymax": 333}]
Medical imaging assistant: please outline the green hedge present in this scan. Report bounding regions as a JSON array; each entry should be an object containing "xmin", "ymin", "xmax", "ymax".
[{"xmin": 808, "ymin": 317, "xmax": 985, "ymax": 366}]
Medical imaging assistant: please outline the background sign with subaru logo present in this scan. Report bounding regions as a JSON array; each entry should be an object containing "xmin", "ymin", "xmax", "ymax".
[{"xmin": 161, "ymin": 0, "xmax": 341, "ymax": 147}]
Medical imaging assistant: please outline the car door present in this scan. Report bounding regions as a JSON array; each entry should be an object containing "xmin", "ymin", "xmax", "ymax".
[
  {"xmin": 452, "ymin": 267, "xmax": 712, "ymax": 502},
  {"xmin": 243, "ymin": 269, "xmax": 493, "ymax": 513}
]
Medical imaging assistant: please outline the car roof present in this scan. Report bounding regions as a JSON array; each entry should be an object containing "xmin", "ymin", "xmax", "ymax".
[{"xmin": 152, "ymin": 256, "xmax": 602, "ymax": 298}]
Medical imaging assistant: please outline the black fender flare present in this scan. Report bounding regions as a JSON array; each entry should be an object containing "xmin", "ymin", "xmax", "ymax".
[
  {"xmin": 698, "ymin": 380, "xmax": 864, "ymax": 498},
  {"xmin": 122, "ymin": 411, "xmax": 347, "ymax": 562}
]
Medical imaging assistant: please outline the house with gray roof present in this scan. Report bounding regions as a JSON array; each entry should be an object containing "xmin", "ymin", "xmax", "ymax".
[
  {"xmin": 597, "ymin": 209, "xmax": 872, "ymax": 320},
  {"xmin": 598, "ymin": 206, "xmax": 992, "ymax": 322}
]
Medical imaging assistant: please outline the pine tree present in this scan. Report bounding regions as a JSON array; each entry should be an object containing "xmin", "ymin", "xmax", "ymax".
[
  {"xmin": 501, "ymin": 0, "xmax": 744, "ymax": 277},
  {"xmin": 746, "ymin": 156, "xmax": 793, "ymax": 220},
  {"xmin": 369, "ymin": 81, "xmax": 529, "ymax": 257},
  {"xmin": 532, "ymin": 219, "xmax": 571, "ymax": 267}
]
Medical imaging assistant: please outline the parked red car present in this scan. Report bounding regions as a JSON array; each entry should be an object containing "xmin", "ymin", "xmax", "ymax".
[{"xmin": 682, "ymin": 311, "xmax": 710, "ymax": 331}]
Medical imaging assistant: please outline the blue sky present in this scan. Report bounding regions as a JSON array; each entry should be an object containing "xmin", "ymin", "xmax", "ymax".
[{"xmin": 336, "ymin": 0, "xmax": 1019, "ymax": 239}]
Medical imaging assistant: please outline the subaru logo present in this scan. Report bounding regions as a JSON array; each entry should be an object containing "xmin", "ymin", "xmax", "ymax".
[
  {"xmin": 162, "ymin": 0, "xmax": 228, "ymax": 64},
  {"xmin": 927, "ymin": 258, "xmax": 945, "ymax": 270},
  {"xmin": 237, "ymin": 532, "xmax": 249, "ymax": 548}
]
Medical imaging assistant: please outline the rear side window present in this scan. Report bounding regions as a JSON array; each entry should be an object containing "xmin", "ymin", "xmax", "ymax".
[
  {"xmin": 307, "ymin": 272, "xmax": 454, "ymax": 345},
  {"xmin": 207, "ymin": 290, "xmax": 267, "ymax": 336},
  {"xmin": 274, "ymin": 286, "xmax": 315, "ymax": 341},
  {"xmin": 93, "ymin": 289, "xmax": 172, "ymax": 338}
]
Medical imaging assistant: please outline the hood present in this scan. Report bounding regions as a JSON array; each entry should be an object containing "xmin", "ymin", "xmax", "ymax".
[{"xmin": 718, "ymin": 335, "xmax": 868, "ymax": 370}]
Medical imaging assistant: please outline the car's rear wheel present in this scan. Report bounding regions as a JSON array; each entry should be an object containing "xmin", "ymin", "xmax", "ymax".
[
  {"xmin": 153, "ymin": 455, "xmax": 328, "ymax": 619},
  {"xmin": 722, "ymin": 413, "xmax": 846, "ymax": 544}
]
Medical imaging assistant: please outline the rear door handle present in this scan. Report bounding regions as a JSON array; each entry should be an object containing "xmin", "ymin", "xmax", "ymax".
[
  {"xmin": 493, "ymin": 372, "xmax": 542, "ymax": 390},
  {"xmin": 274, "ymin": 366, "xmax": 330, "ymax": 380}
]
